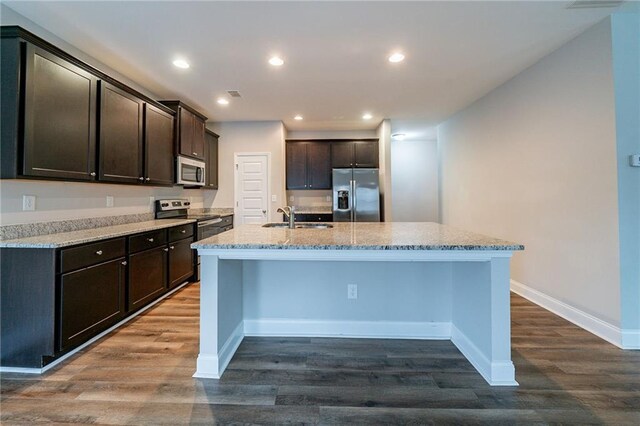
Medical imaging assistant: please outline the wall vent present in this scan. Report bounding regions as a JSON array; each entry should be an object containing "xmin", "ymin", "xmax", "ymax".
[
  {"xmin": 566, "ymin": 0, "xmax": 625, "ymax": 9},
  {"xmin": 227, "ymin": 90, "xmax": 242, "ymax": 98}
]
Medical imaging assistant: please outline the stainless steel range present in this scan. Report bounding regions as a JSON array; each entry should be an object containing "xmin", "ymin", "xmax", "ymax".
[{"xmin": 155, "ymin": 199, "xmax": 233, "ymax": 279}]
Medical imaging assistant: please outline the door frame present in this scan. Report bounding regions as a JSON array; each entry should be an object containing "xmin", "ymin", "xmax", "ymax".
[{"xmin": 234, "ymin": 152, "xmax": 272, "ymax": 223}]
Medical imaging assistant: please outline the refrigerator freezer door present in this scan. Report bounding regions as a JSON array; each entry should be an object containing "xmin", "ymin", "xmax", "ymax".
[
  {"xmin": 332, "ymin": 169, "xmax": 353, "ymax": 222},
  {"xmin": 353, "ymin": 169, "xmax": 380, "ymax": 222}
]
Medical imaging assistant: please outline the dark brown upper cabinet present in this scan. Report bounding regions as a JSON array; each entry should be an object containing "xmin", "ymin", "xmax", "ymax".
[
  {"xmin": 1, "ymin": 26, "xmax": 177, "ymax": 186},
  {"xmin": 331, "ymin": 140, "xmax": 379, "ymax": 168},
  {"xmin": 160, "ymin": 101, "xmax": 207, "ymax": 161},
  {"xmin": 98, "ymin": 81, "xmax": 144, "ymax": 184},
  {"xmin": 204, "ymin": 129, "xmax": 219, "ymax": 189},
  {"xmin": 286, "ymin": 141, "xmax": 332, "ymax": 190},
  {"xmin": 144, "ymin": 104, "xmax": 175, "ymax": 186},
  {"xmin": 3, "ymin": 41, "xmax": 98, "ymax": 181}
]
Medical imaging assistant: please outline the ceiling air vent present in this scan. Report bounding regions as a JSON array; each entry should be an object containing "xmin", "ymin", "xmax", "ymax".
[
  {"xmin": 566, "ymin": 0, "xmax": 625, "ymax": 9},
  {"xmin": 226, "ymin": 90, "xmax": 242, "ymax": 98}
]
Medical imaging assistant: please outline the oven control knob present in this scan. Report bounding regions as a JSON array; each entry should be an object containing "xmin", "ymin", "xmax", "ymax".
[{"xmin": 161, "ymin": 203, "xmax": 169, "ymax": 207}]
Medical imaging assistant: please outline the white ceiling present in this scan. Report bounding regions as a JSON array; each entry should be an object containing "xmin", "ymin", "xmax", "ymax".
[{"xmin": 4, "ymin": 1, "xmax": 616, "ymax": 133}]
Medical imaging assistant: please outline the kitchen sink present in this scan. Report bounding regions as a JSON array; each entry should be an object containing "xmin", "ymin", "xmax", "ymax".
[{"xmin": 261, "ymin": 223, "xmax": 333, "ymax": 229}]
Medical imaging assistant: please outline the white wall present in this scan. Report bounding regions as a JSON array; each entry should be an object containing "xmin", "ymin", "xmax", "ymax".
[
  {"xmin": 391, "ymin": 139, "xmax": 439, "ymax": 222},
  {"xmin": 438, "ymin": 19, "xmax": 621, "ymax": 327},
  {"xmin": 0, "ymin": 5, "xmax": 204, "ymax": 226},
  {"xmin": 206, "ymin": 121, "xmax": 286, "ymax": 221}
]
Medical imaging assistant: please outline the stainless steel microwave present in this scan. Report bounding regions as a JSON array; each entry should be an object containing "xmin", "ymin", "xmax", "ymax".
[{"xmin": 176, "ymin": 156, "xmax": 205, "ymax": 186}]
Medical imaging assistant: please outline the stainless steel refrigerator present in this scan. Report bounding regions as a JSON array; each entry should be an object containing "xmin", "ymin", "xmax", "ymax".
[{"xmin": 332, "ymin": 168, "xmax": 380, "ymax": 222}]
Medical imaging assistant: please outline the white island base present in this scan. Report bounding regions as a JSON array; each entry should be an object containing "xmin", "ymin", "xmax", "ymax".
[{"xmin": 194, "ymin": 248, "xmax": 518, "ymax": 386}]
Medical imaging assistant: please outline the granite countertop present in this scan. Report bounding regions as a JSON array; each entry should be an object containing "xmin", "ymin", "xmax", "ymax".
[
  {"xmin": 0, "ymin": 218, "xmax": 196, "ymax": 249},
  {"xmin": 192, "ymin": 222, "xmax": 524, "ymax": 251}
]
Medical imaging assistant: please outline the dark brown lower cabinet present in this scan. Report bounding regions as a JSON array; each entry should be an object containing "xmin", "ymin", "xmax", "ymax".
[
  {"xmin": 58, "ymin": 257, "xmax": 126, "ymax": 351},
  {"xmin": 169, "ymin": 237, "xmax": 194, "ymax": 289},
  {"xmin": 128, "ymin": 246, "xmax": 168, "ymax": 311}
]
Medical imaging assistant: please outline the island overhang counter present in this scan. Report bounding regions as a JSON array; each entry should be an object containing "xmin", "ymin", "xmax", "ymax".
[{"xmin": 192, "ymin": 222, "xmax": 524, "ymax": 386}]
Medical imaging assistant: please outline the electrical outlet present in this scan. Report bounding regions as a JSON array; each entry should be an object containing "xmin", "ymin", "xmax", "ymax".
[
  {"xmin": 22, "ymin": 195, "xmax": 36, "ymax": 211},
  {"xmin": 347, "ymin": 284, "xmax": 358, "ymax": 299},
  {"xmin": 106, "ymin": 196, "xmax": 114, "ymax": 207},
  {"xmin": 289, "ymin": 195, "xmax": 295, "ymax": 202},
  {"xmin": 326, "ymin": 195, "xmax": 331, "ymax": 202},
  {"xmin": 630, "ymin": 154, "xmax": 640, "ymax": 167},
  {"xmin": 272, "ymin": 195, "xmax": 277, "ymax": 202}
]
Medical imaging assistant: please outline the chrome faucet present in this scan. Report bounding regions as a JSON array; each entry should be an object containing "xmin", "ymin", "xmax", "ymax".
[{"xmin": 277, "ymin": 206, "xmax": 296, "ymax": 229}]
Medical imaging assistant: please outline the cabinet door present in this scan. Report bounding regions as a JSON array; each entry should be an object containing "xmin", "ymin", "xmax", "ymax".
[
  {"xmin": 192, "ymin": 118, "xmax": 206, "ymax": 159},
  {"xmin": 286, "ymin": 142, "xmax": 307, "ymax": 189},
  {"xmin": 306, "ymin": 142, "xmax": 332, "ymax": 189},
  {"xmin": 205, "ymin": 131, "xmax": 219, "ymax": 189},
  {"xmin": 168, "ymin": 237, "xmax": 194, "ymax": 289},
  {"xmin": 98, "ymin": 82, "xmax": 144, "ymax": 184},
  {"xmin": 178, "ymin": 107, "xmax": 194, "ymax": 157},
  {"xmin": 128, "ymin": 246, "xmax": 167, "ymax": 311},
  {"xmin": 144, "ymin": 104, "xmax": 174, "ymax": 186},
  {"xmin": 58, "ymin": 258, "xmax": 126, "ymax": 351},
  {"xmin": 331, "ymin": 142, "xmax": 354, "ymax": 168},
  {"xmin": 354, "ymin": 141, "xmax": 379, "ymax": 168},
  {"xmin": 23, "ymin": 44, "xmax": 97, "ymax": 180}
]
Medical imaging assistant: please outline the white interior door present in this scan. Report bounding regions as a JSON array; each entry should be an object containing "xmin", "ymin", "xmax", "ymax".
[{"xmin": 235, "ymin": 153, "xmax": 269, "ymax": 224}]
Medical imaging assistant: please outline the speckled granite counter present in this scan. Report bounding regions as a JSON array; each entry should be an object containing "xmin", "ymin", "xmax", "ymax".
[
  {"xmin": 192, "ymin": 222, "xmax": 523, "ymax": 251},
  {"xmin": 0, "ymin": 218, "xmax": 196, "ymax": 248}
]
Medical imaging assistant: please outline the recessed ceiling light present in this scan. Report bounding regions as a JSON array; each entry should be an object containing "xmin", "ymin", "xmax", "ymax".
[
  {"xmin": 217, "ymin": 98, "xmax": 229, "ymax": 105},
  {"xmin": 362, "ymin": 113, "xmax": 373, "ymax": 120},
  {"xmin": 294, "ymin": 115, "xmax": 303, "ymax": 120},
  {"xmin": 392, "ymin": 133, "xmax": 406, "ymax": 141},
  {"xmin": 388, "ymin": 52, "xmax": 405, "ymax": 63},
  {"xmin": 172, "ymin": 59, "xmax": 190, "ymax": 69},
  {"xmin": 269, "ymin": 56, "xmax": 284, "ymax": 66}
]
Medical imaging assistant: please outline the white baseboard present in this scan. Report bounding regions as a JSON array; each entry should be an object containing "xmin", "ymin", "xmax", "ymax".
[
  {"xmin": 510, "ymin": 279, "xmax": 628, "ymax": 348},
  {"xmin": 450, "ymin": 325, "xmax": 517, "ymax": 386},
  {"xmin": 194, "ymin": 321, "xmax": 244, "ymax": 379},
  {"xmin": 622, "ymin": 330, "xmax": 640, "ymax": 349},
  {"xmin": 0, "ymin": 281, "xmax": 193, "ymax": 374},
  {"xmin": 243, "ymin": 319, "xmax": 451, "ymax": 340}
]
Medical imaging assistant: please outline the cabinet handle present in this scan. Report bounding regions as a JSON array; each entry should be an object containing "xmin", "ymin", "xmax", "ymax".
[
  {"xmin": 121, "ymin": 261, "xmax": 127, "ymax": 266},
  {"xmin": 138, "ymin": 177, "xmax": 144, "ymax": 181},
  {"xmin": 180, "ymin": 230, "xmax": 186, "ymax": 234},
  {"xmin": 170, "ymin": 246, "xmax": 175, "ymax": 250},
  {"xmin": 147, "ymin": 237, "xmax": 154, "ymax": 242},
  {"xmin": 192, "ymin": 152, "xmax": 198, "ymax": 156},
  {"xmin": 309, "ymin": 184, "xmax": 312, "ymax": 188},
  {"xmin": 145, "ymin": 177, "xmax": 150, "ymax": 181},
  {"xmin": 163, "ymin": 248, "xmax": 169, "ymax": 252},
  {"xmin": 95, "ymin": 250, "xmax": 103, "ymax": 255},
  {"xmin": 90, "ymin": 172, "xmax": 96, "ymax": 177}
]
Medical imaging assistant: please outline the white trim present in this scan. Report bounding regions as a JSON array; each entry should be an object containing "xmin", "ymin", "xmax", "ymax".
[
  {"xmin": 510, "ymin": 279, "xmax": 624, "ymax": 348},
  {"xmin": 0, "ymin": 281, "xmax": 192, "ymax": 375},
  {"xmin": 193, "ymin": 320, "xmax": 244, "ymax": 379},
  {"xmin": 621, "ymin": 330, "xmax": 640, "ymax": 349},
  {"xmin": 243, "ymin": 319, "xmax": 451, "ymax": 339},
  {"xmin": 196, "ymin": 248, "xmax": 514, "ymax": 262},
  {"xmin": 451, "ymin": 325, "xmax": 517, "ymax": 386},
  {"xmin": 234, "ymin": 152, "xmax": 272, "ymax": 224}
]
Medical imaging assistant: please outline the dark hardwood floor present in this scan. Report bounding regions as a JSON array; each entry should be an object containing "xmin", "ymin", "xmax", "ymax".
[{"xmin": 1, "ymin": 283, "xmax": 639, "ymax": 425}]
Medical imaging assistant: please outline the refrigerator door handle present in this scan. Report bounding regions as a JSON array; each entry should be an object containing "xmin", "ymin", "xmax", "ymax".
[{"xmin": 351, "ymin": 179, "xmax": 356, "ymax": 222}]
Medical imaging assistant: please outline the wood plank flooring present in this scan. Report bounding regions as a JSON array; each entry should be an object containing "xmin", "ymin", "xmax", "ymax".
[{"xmin": 1, "ymin": 283, "xmax": 639, "ymax": 424}]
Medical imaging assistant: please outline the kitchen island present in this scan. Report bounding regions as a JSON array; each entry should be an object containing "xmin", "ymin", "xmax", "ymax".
[{"xmin": 192, "ymin": 222, "xmax": 524, "ymax": 385}]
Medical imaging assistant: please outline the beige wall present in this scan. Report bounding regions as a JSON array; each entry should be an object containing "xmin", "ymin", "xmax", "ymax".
[
  {"xmin": 206, "ymin": 121, "xmax": 287, "ymax": 221},
  {"xmin": 438, "ymin": 19, "xmax": 621, "ymax": 326},
  {"xmin": 391, "ymin": 140, "xmax": 439, "ymax": 222}
]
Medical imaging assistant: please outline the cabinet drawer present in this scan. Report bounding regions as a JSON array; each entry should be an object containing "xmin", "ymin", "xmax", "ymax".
[
  {"xmin": 168, "ymin": 224, "xmax": 194, "ymax": 242},
  {"xmin": 60, "ymin": 238, "xmax": 126, "ymax": 274},
  {"xmin": 220, "ymin": 215, "xmax": 233, "ymax": 227},
  {"xmin": 129, "ymin": 229, "xmax": 167, "ymax": 253}
]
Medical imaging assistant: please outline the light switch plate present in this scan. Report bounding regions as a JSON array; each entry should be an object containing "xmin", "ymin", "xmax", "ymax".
[
  {"xmin": 630, "ymin": 154, "xmax": 640, "ymax": 167},
  {"xmin": 272, "ymin": 195, "xmax": 277, "ymax": 202},
  {"xmin": 106, "ymin": 196, "xmax": 114, "ymax": 207},
  {"xmin": 22, "ymin": 195, "xmax": 36, "ymax": 211}
]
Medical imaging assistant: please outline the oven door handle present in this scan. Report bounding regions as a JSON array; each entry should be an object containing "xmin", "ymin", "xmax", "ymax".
[{"xmin": 198, "ymin": 218, "xmax": 223, "ymax": 227}]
